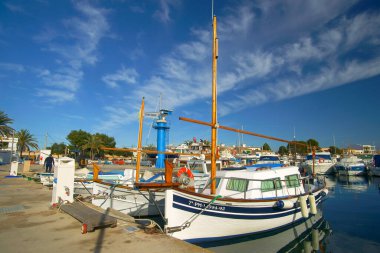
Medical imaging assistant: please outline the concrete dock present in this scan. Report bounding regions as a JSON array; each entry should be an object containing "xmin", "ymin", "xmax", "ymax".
[{"xmin": 0, "ymin": 165, "xmax": 210, "ymax": 253}]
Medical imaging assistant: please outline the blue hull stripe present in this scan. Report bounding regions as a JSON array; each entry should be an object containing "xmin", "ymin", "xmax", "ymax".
[
  {"xmin": 185, "ymin": 218, "xmax": 308, "ymax": 243},
  {"xmin": 172, "ymin": 193, "xmax": 322, "ymax": 220}
]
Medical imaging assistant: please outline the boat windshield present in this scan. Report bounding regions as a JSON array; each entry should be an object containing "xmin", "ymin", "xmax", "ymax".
[
  {"xmin": 259, "ymin": 156, "xmax": 280, "ymax": 162},
  {"xmin": 306, "ymin": 155, "xmax": 331, "ymax": 160}
]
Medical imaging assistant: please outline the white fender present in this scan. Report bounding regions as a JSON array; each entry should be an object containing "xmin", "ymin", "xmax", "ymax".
[
  {"xmin": 309, "ymin": 194, "xmax": 317, "ymax": 215},
  {"xmin": 299, "ymin": 195, "xmax": 309, "ymax": 218}
]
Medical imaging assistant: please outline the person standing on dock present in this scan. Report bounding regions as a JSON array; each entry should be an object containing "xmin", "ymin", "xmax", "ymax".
[{"xmin": 44, "ymin": 154, "xmax": 55, "ymax": 173}]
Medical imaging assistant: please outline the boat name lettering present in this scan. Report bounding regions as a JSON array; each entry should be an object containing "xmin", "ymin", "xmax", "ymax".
[
  {"xmin": 98, "ymin": 191, "xmax": 128, "ymax": 200},
  {"xmin": 188, "ymin": 200, "xmax": 225, "ymax": 211}
]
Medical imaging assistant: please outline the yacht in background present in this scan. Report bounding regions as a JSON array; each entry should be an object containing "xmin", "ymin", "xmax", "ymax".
[
  {"xmin": 303, "ymin": 152, "xmax": 335, "ymax": 175},
  {"xmin": 335, "ymin": 156, "xmax": 367, "ymax": 176}
]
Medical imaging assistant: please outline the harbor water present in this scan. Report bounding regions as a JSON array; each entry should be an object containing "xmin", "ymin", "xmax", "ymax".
[{"xmin": 197, "ymin": 175, "xmax": 380, "ymax": 253}]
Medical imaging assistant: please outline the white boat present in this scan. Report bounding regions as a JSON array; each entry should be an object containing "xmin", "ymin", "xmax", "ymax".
[
  {"xmin": 247, "ymin": 154, "xmax": 283, "ymax": 169},
  {"xmin": 303, "ymin": 152, "xmax": 335, "ymax": 175},
  {"xmin": 368, "ymin": 155, "xmax": 380, "ymax": 176},
  {"xmin": 162, "ymin": 14, "xmax": 328, "ymax": 243},
  {"xmin": 164, "ymin": 166, "xmax": 327, "ymax": 242},
  {"xmin": 334, "ymin": 156, "xmax": 367, "ymax": 176},
  {"xmin": 74, "ymin": 168, "xmax": 133, "ymax": 195},
  {"xmin": 92, "ymin": 181, "xmax": 167, "ymax": 216},
  {"xmin": 91, "ymin": 159, "xmax": 221, "ymax": 216}
]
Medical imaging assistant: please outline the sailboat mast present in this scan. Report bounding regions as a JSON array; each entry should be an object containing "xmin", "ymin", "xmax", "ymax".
[
  {"xmin": 136, "ymin": 97, "xmax": 145, "ymax": 183},
  {"xmin": 211, "ymin": 15, "xmax": 218, "ymax": 195}
]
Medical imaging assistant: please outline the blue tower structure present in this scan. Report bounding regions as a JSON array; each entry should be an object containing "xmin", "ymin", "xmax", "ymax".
[{"xmin": 153, "ymin": 109, "xmax": 172, "ymax": 169}]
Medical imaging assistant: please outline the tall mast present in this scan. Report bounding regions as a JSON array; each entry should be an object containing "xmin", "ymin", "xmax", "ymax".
[
  {"xmin": 135, "ymin": 97, "xmax": 145, "ymax": 183},
  {"xmin": 211, "ymin": 15, "xmax": 218, "ymax": 195}
]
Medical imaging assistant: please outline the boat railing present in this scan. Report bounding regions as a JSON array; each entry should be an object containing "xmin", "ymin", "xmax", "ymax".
[{"xmin": 200, "ymin": 175, "xmax": 319, "ymax": 200}]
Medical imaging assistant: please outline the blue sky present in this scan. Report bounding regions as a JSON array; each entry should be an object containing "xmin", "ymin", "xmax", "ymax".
[{"xmin": 1, "ymin": 0, "xmax": 380, "ymax": 151}]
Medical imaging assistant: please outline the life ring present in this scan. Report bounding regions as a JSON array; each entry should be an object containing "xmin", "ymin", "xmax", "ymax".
[
  {"xmin": 319, "ymin": 158, "xmax": 325, "ymax": 163},
  {"xmin": 177, "ymin": 167, "xmax": 194, "ymax": 179}
]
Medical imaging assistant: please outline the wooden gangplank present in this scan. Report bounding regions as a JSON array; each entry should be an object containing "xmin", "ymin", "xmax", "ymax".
[{"xmin": 60, "ymin": 202, "xmax": 117, "ymax": 233}]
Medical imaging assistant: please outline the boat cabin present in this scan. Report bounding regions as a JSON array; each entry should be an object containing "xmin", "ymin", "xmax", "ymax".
[{"xmin": 201, "ymin": 166, "xmax": 305, "ymax": 199}]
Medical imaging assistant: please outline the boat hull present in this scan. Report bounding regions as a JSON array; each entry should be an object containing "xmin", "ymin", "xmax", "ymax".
[
  {"xmin": 92, "ymin": 182, "xmax": 166, "ymax": 216},
  {"xmin": 164, "ymin": 188, "xmax": 326, "ymax": 242},
  {"xmin": 305, "ymin": 163, "xmax": 335, "ymax": 175}
]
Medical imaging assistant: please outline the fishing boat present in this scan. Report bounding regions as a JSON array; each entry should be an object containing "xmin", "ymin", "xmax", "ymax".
[
  {"xmin": 163, "ymin": 14, "xmax": 328, "ymax": 243},
  {"xmin": 74, "ymin": 167, "xmax": 135, "ymax": 195},
  {"xmin": 302, "ymin": 152, "xmax": 335, "ymax": 175},
  {"xmin": 90, "ymin": 157, "xmax": 221, "ymax": 216},
  {"xmin": 164, "ymin": 165, "xmax": 327, "ymax": 242},
  {"xmin": 334, "ymin": 156, "xmax": 367, "ymax": 176}
]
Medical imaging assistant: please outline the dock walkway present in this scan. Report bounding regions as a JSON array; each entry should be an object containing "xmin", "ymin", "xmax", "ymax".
[{"xmin": 0, "ymin": 165, "xmax": 210, "ymax": 253}]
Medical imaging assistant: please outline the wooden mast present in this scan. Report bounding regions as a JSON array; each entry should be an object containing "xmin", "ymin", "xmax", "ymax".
[
  {"xmin": 211, "ymin": 15, "xmax": 218, "ymax": 195},
  {"xmin": 135, "ymin": 97, "xmax": 145, "ymax": 183}
]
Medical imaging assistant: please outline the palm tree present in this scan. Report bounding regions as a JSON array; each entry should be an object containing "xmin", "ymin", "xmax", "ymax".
[
  {"xmin": 16, "ymin": 129, "xmax": 39, "ymax": 159},
  {"xmin": 82, "ymin": 135, "xmax": 104, "ymax": 160},
  {"xmin": 0, "ymin": 111, "xmax": 14, "ymax": 137}
]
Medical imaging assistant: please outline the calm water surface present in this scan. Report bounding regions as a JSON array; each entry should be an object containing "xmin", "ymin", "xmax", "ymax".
[{"xmin": 197, "ymin": 175, "xmax": 380, "ymax": 253}]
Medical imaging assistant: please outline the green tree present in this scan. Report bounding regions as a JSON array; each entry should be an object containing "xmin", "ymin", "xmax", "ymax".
[
  {"xmin": 94, "ymin": 133, "xmax": 116, "ymax": 148},
  {"xmin": 287, "ymin": 141, "xmax": 308, "ymax": 155},
  {"xmin": 0, "ymin": 111, "xmax": 14, "ymax": 137},
  {"xmin": 262, "ymin": 143, "xmax": 271, "ymax": 151},
  {"xmin": 278, "ymin": 146, "xmax": 288, "ymax": 155},
  {"xmin": 82, "ymin": 135, "xmax": 104, "ymax": 160},
  {"xmin": 16, "ymin": 129, "xmax": 39, "ymax": 159},
  {"xmin": 329, "ymin": 146, "xmax": 342, "ymax": 155},
  {"xmin": 66, "ymin": 130, "xmax": 91, "ymax": 152},
  {"xmin": 306, "ymin": 139, "xmax": 319, "ymax": 149},
  {"xmin": 51, "ymin": 142, "xmax": 67, "ymax": 155},
  {"xmin": 94, "ymin": 133, "xmax": 116, "ymax": 157}
]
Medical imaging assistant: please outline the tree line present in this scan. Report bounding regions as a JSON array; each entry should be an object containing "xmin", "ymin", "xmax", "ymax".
[{"xmin": 1, "ymin": 110, "xmax": 343, "ymax": 160}]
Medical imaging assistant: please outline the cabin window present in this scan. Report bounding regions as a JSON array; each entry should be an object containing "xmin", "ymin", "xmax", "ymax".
[
  {"xmin": 206, "ymin": 163, "xmax": 221, "ymax": 173},
  {"xmin": 285, "ymin": 174, "xmax": 300, "ymax": 188},
  {"xmin": 261, "ymin": 178, "xmax": 282, "ymax": 192},
  {"xmin": 205, "ymin": 177, "xmax": 221, "ymax": 189},
  {"xmin": 226, "ymin": 178, "xmax": 248, "ymax": 192}
]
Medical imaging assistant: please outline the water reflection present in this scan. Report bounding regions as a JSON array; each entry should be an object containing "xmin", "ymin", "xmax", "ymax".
[
  {"xmin": 197, "ymin": 209, "xmax": 332, "ymax": 253},
  {"xmin": 323, "ymin": 175, "xmax": 370, "ymax": 193}
]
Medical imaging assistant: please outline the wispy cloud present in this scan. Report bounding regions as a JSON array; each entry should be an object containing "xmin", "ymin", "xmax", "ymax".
[
  {"xmin": 34, "ymin": 0, "xmax": 110, "ymax": 103},
  {"xmin": 36, "ymin": 89, "xmax": 75, "ymax": 103},
  {"xmin": 0, "ymin": 62, "xmax": 25, "ymax": 72},
  {"xmin": 153, "ymin": 0, "xmax": 179, "ymax": 24},
  {"xmin": 218, "ymin": 9, "xmax": 380, "ymax": 115},
  {"xmin": 4, "ymin": 2, "xmax": 26, "ymax": 14},
  {"xmin": 102, "ymin": 66, "xmax": 139, "ymax": 88},
  {"xmin": 98, "ymin": 0, "xmax": 380, "ymax": 131}
]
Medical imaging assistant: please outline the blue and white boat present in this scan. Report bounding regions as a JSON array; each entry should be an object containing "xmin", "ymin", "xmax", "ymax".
[
  {"xmin": 247, "ymin": 154, "xmax": 283, "ymax": 169},
  {"xmin": 334, "ymin": 156, "xmax": 366, "ymax": 176},
  {"xmin": 164, "ymin": 165, "xmax": 327, "ymax": 242},
  {"xmin": 163, "ymin": 14, "xmax": 328, "ymax": 243},
  {"xmin": 303, "ymin": 152, "xmax": 335, "ymax": 175}
]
